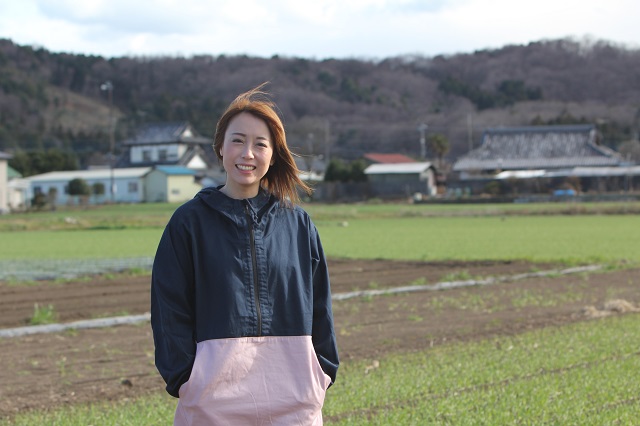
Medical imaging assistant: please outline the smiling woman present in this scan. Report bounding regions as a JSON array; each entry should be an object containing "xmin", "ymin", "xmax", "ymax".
[{"xmin": 151, "ymin": 84, "xmax": 339, "ymax": 425}]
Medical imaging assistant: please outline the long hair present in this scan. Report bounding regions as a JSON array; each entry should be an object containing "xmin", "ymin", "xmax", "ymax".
[{"xmin": 213, "ymin": 83, "xmax": 311, "ymax": 205}]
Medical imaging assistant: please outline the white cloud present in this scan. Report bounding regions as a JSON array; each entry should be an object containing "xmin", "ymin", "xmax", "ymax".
[{"xmin": 0, "ymin": 0, "xmax": 637, "ymax": 59}]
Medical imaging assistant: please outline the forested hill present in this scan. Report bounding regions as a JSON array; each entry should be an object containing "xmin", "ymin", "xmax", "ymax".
[{"xmin": 1, "ymin": 37, "xmax": 639, "ymax": 175}]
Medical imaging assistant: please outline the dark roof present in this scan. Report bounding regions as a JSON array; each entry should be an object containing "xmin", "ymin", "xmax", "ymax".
[
  {"xmin": 453, "ymin": 125, "xmax": 622, "ymax": 171},
  {"xmin": 364, "ymin": 153, "xmax": 417, "ymax": 164},
  {"xmin": 123, "ymin": 122, "xmax": 211, "ymax": 146}
]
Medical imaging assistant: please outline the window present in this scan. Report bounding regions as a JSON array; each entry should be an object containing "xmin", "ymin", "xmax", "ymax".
[
  {"xmin": 171, "ymin": 188, "xmax": 180, "ymax": 195},
  {"xmin": 128, "ymin": 182, "xmax": 138, "ymax": 193},
  {"xmin": 142, "ymin": 150, "xmax": 151, "ymax": 162},
  {"xmin": 158, "ymin": 149, "xmax": 168, "ymax": 161}
]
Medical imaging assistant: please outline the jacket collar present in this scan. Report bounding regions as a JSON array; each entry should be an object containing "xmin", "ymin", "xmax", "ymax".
[{"xmin": 196, "ymin": 186, "xmax": 276, "ymax": 222}]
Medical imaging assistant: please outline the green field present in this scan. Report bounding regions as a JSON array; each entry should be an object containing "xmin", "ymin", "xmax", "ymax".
[
  {"xmin": 318, "ymin": 215, "xmax": 640, "ymax": 264},
  {"xmin": 1, "ymin": 201, "xmax": 640, "ymax": 425},
  {"xmin": 1, "ymin": 201, "xmax": 639, "ymax": 263}
]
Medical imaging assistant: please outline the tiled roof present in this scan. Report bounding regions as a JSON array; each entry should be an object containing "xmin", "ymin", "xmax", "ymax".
[
  {"xmin": 364, "ymin": 153, "xmax": 417, "ymax": 164},
  {"xmin": 123, "ymin": 122, "xmax": 211, "ymax": 145},
  {"xmin": 453, "ymin": 125, "xmax": 622, "ymax": 171}
]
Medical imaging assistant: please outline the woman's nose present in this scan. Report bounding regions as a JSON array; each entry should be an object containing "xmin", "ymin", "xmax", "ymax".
[{"xmin": 241, "ymin": 144, "xmax": 254, "ymax": 158}]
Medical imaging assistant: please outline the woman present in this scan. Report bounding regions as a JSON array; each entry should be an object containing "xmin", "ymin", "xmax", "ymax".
[{"xmin": 151, "ymin": 84, "xmax": 339, "ymax": 425}]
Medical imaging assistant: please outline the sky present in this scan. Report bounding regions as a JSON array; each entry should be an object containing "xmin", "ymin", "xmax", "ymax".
[{"xmin": 0, "ymin": 0, "xmax": 638, "ymax": 60}]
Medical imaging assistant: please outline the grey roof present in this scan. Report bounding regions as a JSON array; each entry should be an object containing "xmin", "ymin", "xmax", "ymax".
[
  {"xmin": 365, "ymin": 162, "xmax": 433, "ymax": 175},
  {"xmin": 0, "ymin": 151, "xmax": 12, "ymax": 160},
  {"xmin": 123, "ymin": 122, "xmax": 211, "ymax": 146},
  {"xmin": 453, "ymin": 125, "xmax": 622, "ymax": 171}
]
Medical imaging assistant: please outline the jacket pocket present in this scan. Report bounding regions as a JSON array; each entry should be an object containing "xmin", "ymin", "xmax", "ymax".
[{"xmin": 175, "ymin": 336, "xmax": 329, "ymax": 425}]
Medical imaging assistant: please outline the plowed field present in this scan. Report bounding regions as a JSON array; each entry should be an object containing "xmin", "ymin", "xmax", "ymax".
[{"xmin": 1, "ymin": 258, "xmax": 638, "ymax": 419}]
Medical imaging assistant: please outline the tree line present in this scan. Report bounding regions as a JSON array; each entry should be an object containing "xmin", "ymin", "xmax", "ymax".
[{"xmin": 1, "ymin": 37, "xmax": 639, "ymax": 177}]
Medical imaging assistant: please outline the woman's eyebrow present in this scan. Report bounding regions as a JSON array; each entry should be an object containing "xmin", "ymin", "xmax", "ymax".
[{"xmin": 231, "ymin": 132, "xmax": 269, "ymax": 141}]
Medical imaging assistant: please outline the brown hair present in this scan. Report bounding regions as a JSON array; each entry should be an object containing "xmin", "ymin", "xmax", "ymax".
[{"xmin": 213, "ymin": 83, "xmax": 311, "ymax": 204}]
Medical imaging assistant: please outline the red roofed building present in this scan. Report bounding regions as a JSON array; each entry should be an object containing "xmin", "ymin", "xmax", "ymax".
[{"xmin": 363, "ymin": 153, "xmax": 417, "ymax": 164}]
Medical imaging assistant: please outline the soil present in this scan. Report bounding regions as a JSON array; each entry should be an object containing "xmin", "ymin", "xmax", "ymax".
[{"xmin": 1, "ymin": 258, "xmax": 639, "ymax": 419}]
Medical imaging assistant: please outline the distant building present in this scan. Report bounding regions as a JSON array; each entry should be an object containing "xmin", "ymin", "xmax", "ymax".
[
  {"xmin": 7, "ymin": 165, "xmax": 29, "ymax": 211},
  {"xmin": 454, "ymin": 124, "xmax": 621, "ymax": 176},
  {"xmin": 365, "ymin": 162, "xmax": 437, "ymax": 198},
  {"xmin": 118, "ymin": 122, "xmax": 217, "ymax": 172},
  {"xmin": 451, "ymin": 124, "xmax": 634, "ymax": 194},
  {"xmin": 363, "ymin": 153, "xmax": 417, "ymax": 164},
  {"xmin": 294, "ymin": 156, "xmax": 326, "ymax": 182},
  {"xmin": 0, "ymin": 151, "xmax": 11, "ymax": 213},
  {"xmin": 25, "ymin": 166, "xmax": 202, "ymax": 205},
  {"xmin": 145, "ymin": 166, "xmax": 203, "ymax": 203}
]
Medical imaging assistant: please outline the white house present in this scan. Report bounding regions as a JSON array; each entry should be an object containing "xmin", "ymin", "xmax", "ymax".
[
  {"xmin": 25, "ymin": 166, "xmax": 203, "ymax": 206},
  {"xmin": 0, "ymin": 151, "xmax": 10, "ymax": 213},
  {"xmin": 26, "ymin": 167, "xmax": 151, "ymax": 205},
  {"xmin": 7, "ymin": 166, "xmax": 29, "ymax": 211},
  {"xmin": 118, "ymin": 122, "xmax": 216, "ymax": 172}
]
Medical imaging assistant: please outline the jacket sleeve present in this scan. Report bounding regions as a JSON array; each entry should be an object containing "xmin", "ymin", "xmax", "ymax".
[
  {"xmin": 310, "ymin": 224, "xmax": 340, "ymax": 387},
  {"xmin": 150, "ymin": 213, "xmax": 197, "ymax": 398}
]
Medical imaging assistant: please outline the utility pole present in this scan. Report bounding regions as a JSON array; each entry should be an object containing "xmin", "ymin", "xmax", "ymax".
[
  {"xmin": 467, "ymin": 113, "xmax": 474, "ymax": 152},
  {"xmin": 100, "ymin": 81, "xmax": 115, "ymax": 203},
  {"xmin": 417, "ymin": 123, "xmax": 428, "ymax": 160}
]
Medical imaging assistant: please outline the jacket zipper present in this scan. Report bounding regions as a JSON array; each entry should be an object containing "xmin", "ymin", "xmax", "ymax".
[{"xmin": 245, "ymin": 204, "xmax": 262, "ymax": 336}]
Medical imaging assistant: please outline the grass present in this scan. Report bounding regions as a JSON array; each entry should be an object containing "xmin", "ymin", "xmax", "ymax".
[
  {"xmin": 29, "ymin": 303, "xmax": 57, "ymax": 325},
  {"xmin": 323, "ymin": 314, "xmax": 640, "ymax": 425},
  {"xmin": 317, "ymin": 215, "xmax": 640, "ymax": 264},
  {"xmin": 0, "ymin": 228, "xmax": 163, "ymax": 260},
  {"xmin": 2, "ymin": 205, "xmax": 640, "ymax": 264},
  {"xmin": 5, "ymin": 314, "xmax": 640, "ymax": 425}
]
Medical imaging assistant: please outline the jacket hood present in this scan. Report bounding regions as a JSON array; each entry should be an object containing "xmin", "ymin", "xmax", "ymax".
[{"xmin": 194, "ymin": 186, "xmax": 277, "ymax": 223}]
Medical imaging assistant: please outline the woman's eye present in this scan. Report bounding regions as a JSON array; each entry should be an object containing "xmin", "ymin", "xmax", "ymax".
[{"xmin": 232, "ymin": 138, "xmax": 244, "ymax": 144}]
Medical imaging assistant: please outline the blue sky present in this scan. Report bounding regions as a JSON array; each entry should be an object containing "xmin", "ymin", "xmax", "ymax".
[{"xmin": 0, "ymin": 0, "xmax": 637, "ymax": 59}]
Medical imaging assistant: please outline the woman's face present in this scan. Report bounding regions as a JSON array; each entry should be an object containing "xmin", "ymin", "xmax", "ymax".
[{"xmin": 220, "ymin": 112, "xmax": 274, "ymax": 199}]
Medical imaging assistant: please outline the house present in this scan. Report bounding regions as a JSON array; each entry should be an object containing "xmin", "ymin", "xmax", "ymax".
[
  {"xmin": 7, "ymin": 165, "xmax": 29, "ymax": 211},
  {"xmin": 25, "ymin": 166, "xmax": 202, "ymax": 206},
  {"xmin": 118, "ymin": 122, "xmax": 217, "ymax": 172},
  {"xmin": 295, "ymin": 155, "xmax": 326, "ymax": 182},
  {"xmin": 452, "ymin": 124, "xmax": 626, "ymax": 194},
  {"xmin": 363, "ymin": 153, "xmax": 417, "ymax": 164},
  {"xmin": 0, "ymin": 151, "xmax": 10, "ymax": 213},
  {"xmin": 145, "ymin": 166, "xmax": 203, "ymax": 203},
  {"xmin": 26, "ymin": 167, "xmax": 152, "ymax": 205},
  {"xmin": 364, "ymin": 162, "xmax": 437, "ymax": 198}
]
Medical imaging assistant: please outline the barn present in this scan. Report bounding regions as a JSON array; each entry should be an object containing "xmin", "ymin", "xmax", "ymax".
[{"xmin": 365, "ymin": 162, "xmax": 437, "ymax": 198}]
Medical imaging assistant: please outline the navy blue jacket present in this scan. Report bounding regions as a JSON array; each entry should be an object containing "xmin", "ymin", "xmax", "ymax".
[{"xmin": 151, "ymin": 187, "xmax": 339, "ymax": 398}]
